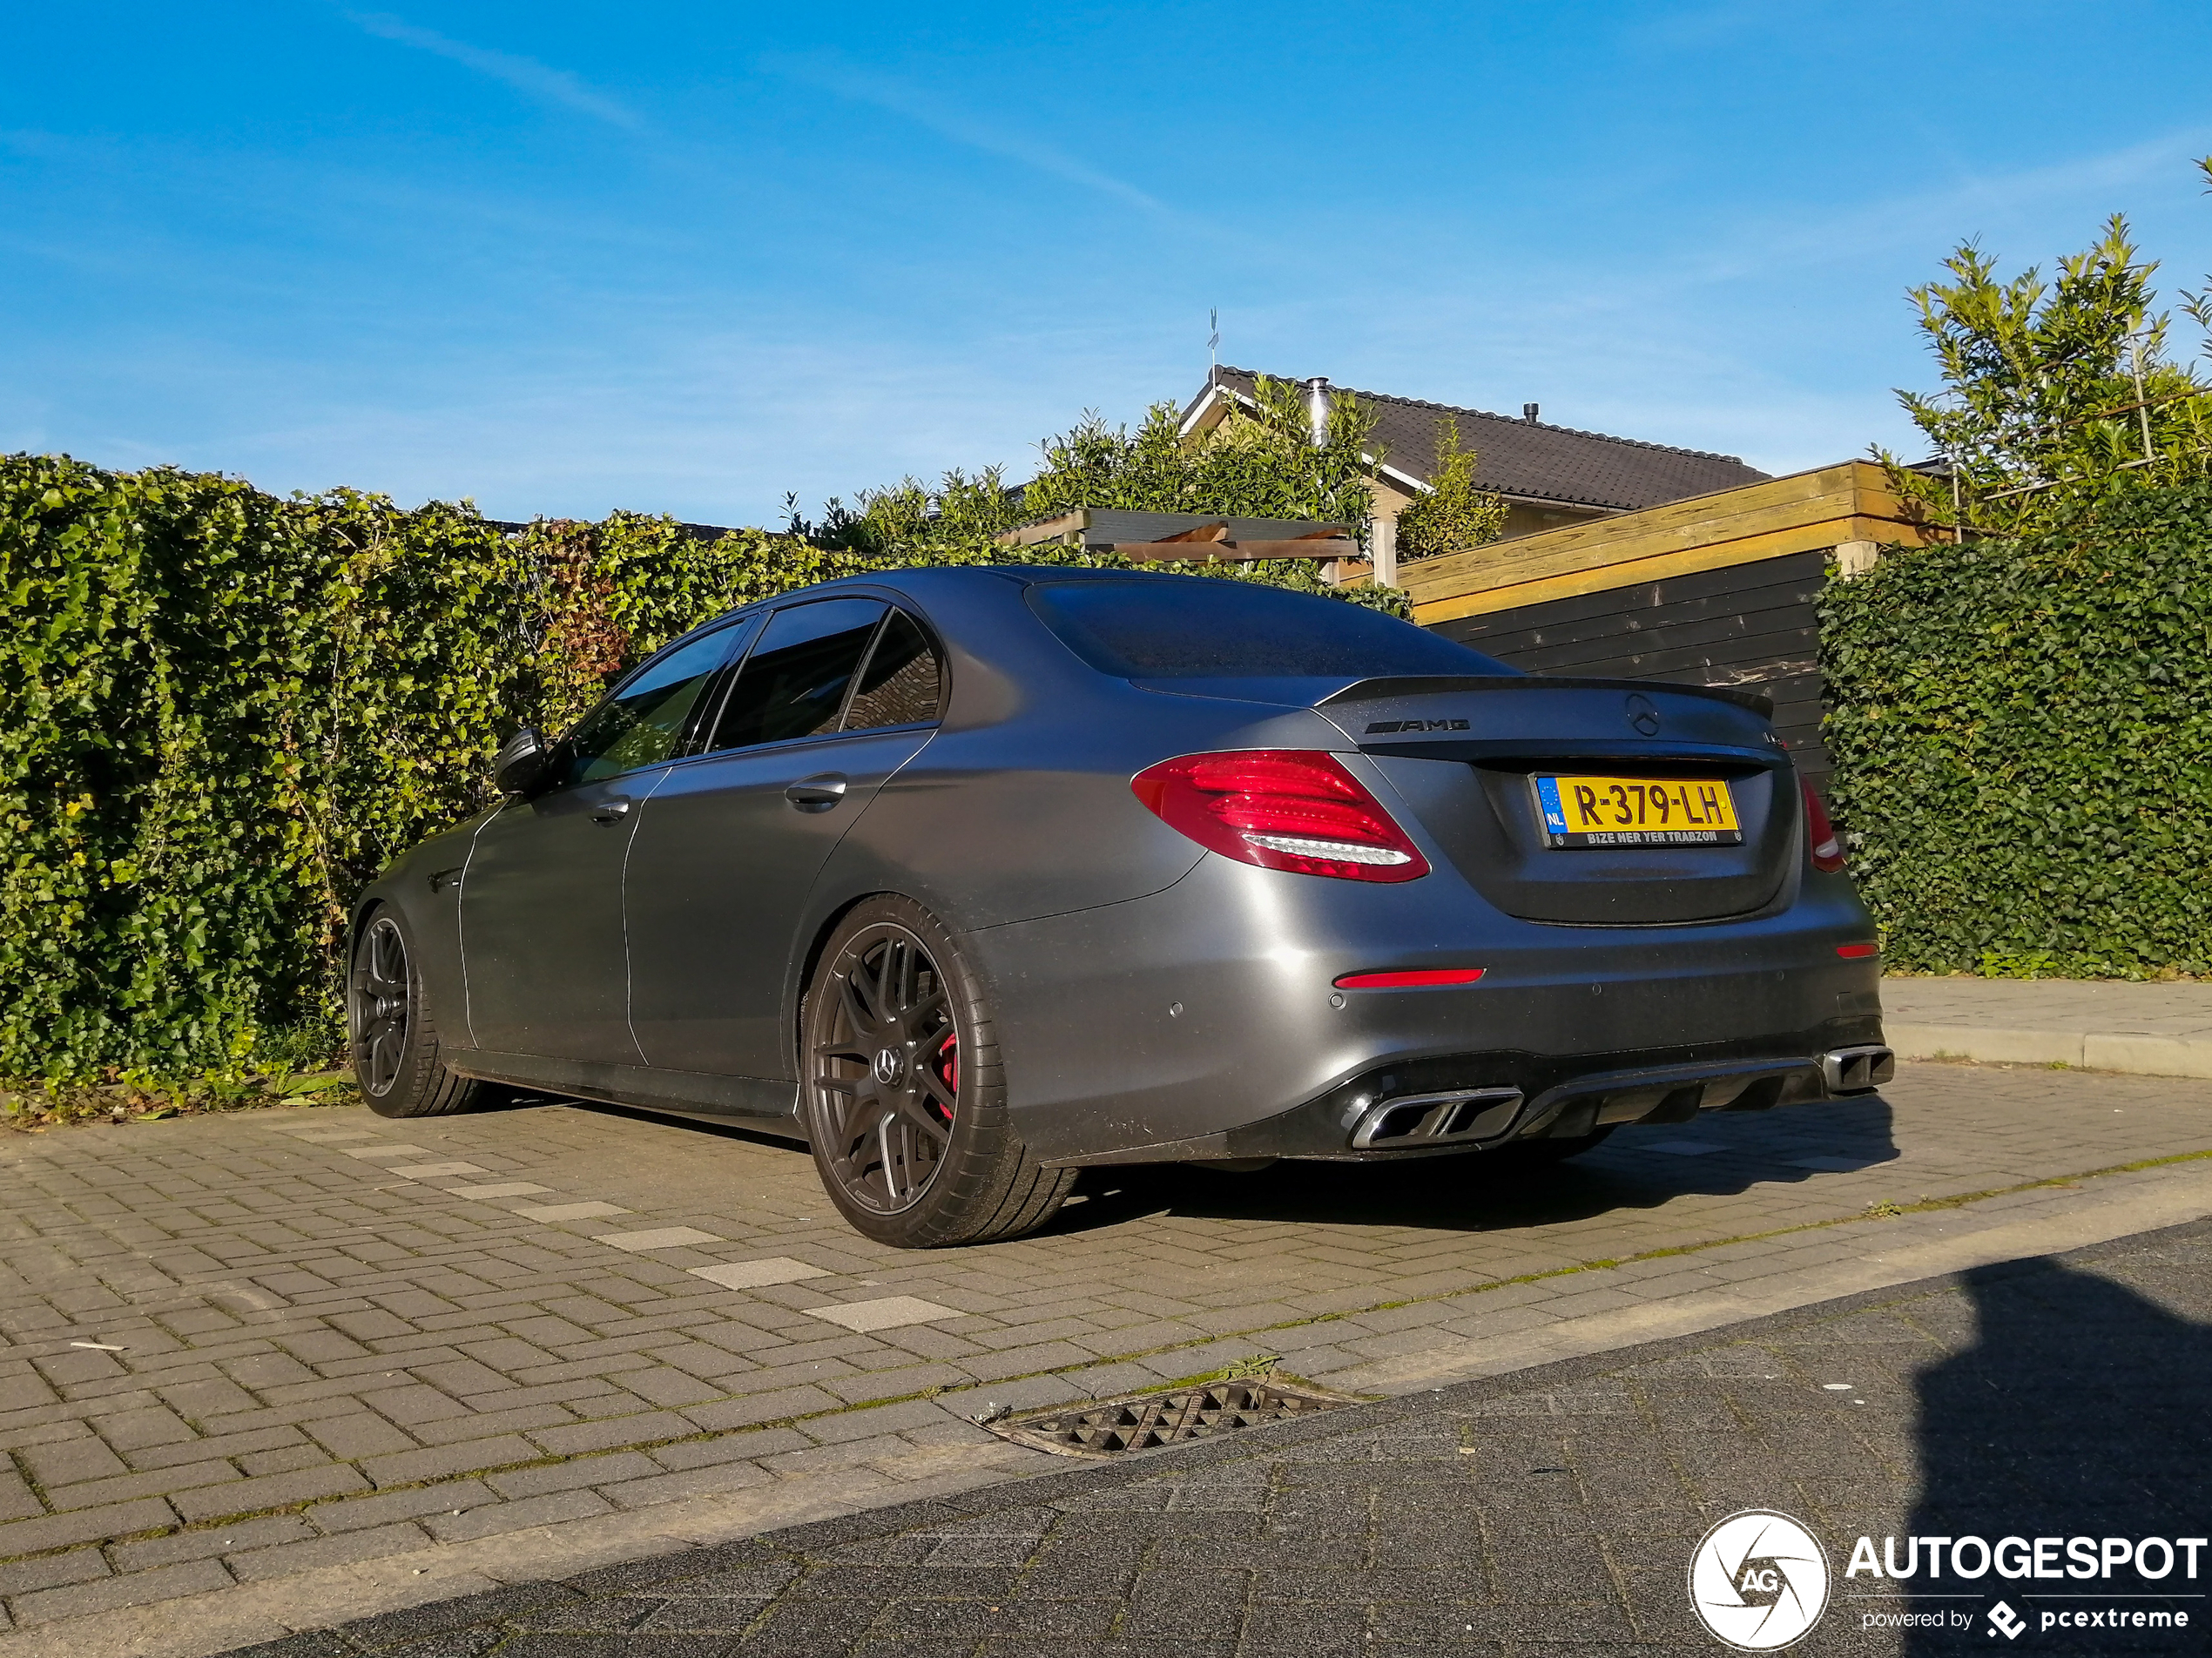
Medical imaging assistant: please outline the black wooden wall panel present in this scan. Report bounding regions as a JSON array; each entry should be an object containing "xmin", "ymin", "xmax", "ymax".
[{"xmin": 1426, "ymin": 549, "xmax": 1833, "ymax": 786}]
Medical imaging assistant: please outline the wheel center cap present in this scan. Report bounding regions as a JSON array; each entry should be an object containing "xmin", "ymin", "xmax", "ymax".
[{"xmin": 873, "ymin": 1048, "xmax": 906, "ymax": 1086}]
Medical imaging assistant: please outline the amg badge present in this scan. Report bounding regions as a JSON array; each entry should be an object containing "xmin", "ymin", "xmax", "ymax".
[{"xmin": 1366, "ymin": 718, "xmax": 1470, "ymax": 734}]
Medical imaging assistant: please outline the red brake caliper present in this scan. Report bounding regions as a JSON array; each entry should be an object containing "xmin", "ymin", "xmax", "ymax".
[{"xmin": 934, "ymin": 1031, "xmax": 959, "ymax": 1120}]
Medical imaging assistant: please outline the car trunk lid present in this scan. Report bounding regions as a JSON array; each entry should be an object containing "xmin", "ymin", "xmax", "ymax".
[{"xmin": 1313, "ymin": 675, "xmax": 1798, "ymax": 926}]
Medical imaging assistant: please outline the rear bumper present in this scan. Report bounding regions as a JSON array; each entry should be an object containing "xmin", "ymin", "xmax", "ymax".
[
  {"xmin": 970, "ymin": 851, "xmax": 1888, "ymax": 1166},
  {"xmin": 1040, "ymin": 1028, "xmax": 1892, "ymax": 1167}
]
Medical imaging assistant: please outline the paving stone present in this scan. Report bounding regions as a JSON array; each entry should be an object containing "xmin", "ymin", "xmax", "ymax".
[
  {"xmin": 387, "ymin": 1163, "xmax": 489, "ymax": 1179},
  {"xmin": 172, "ymin": 1461, "xmax": 371, "ymax": 1522},
  {"xmin": 18, "ymin": 1434, "xmax": 130, "ymax": 1487},
  {"xmin": 0, "ymin": 1494, "xmax": 178, "ymax": 1558},
  {"xmin": 0, "ymin": 1547, "xmax": 111, "ymax": 1597},
  {"xmin": 434, "ymin": 1487, "xmax": 622, "ymax": 1546},
  {"xmin": 227, "ymin": 1520, "xmax": 431, "ymax": 1581},
  {"xmin": 688, "ymin": 1258, "xmax": 832, "ymax": 1291},
  {"xmin": 489, "ymin": 1452, "xmax": 662, "ymax": 1500},
  {"xmin": 8, "ymin": 1557, "xmax": 233, "ymax": 1624},
  {"xmin": 515, "ymin": 1202, "xmax": 632, "ymax": 1223},
  {"xmin": 306, "ymin": 1479, "xmax": 496, "ymax": 1533},
  {"xmin": 801, "ymin": 1297, "xmax": 963, "ymax": 1333},
  {"xmin": 591, "ymin": 1229, "xmax": 724, "ymax": 1252},
  {"xmin": 40, "ymin": 1456, "xmax": 243, "ymax": 1510},
  {"xmin": 303, "ymin": 1411, "xmax": 421, "ymax": 1459},
  {"xmin": 595, "ymin": 1459, "xmax": 779, "ymax": 1510},
  {"xmin": 112, "ymin": 1512, "xmax": 316, "ymax": 1570},
  {"xmin": 526, "ymin": 1411, "xmax": 695, "ymax": 1458}
]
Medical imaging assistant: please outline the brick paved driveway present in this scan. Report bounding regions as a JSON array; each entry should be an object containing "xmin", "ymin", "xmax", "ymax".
[
  {"xmin": 3, "ymin": 1061, "xmax": 2210, "ymax": 1644},
  {"xmin": 226, "ymin": 1215, "xmax": 2212, "ymax": 1657}
]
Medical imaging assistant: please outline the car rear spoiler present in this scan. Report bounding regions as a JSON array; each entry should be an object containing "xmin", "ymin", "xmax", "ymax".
[{"xmin": 1314, "ymin": 674, "xmax": 1776, "ymax": 721}]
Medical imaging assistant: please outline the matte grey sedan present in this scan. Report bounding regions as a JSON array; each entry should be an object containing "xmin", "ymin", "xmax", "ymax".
[{"xmin": 348, "ymin": 567, "xmax": 1891, "ymax": 1246}]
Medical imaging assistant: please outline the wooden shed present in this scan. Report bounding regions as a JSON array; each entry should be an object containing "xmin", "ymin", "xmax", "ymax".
[{"xmin": 1405, "ymin": 461, "xmax": 1939, "ymax": 788}]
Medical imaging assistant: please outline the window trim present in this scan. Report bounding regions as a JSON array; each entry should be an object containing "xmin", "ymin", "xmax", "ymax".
[
  {"xmin": 688, "ymin": 597, "xmax": 948, "ymax": 760},
  {"xmin": 544, "ymin": 614, "xmax": 757, "ymax": 792},
  {"xmin": 839, "ymin": 606, "xmax": 946, "ymax": 737}
]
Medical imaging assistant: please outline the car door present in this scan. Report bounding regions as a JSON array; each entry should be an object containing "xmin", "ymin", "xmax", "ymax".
[
  {"xmin": 461, "ymin": 620, "xmax": 751, "ymax": 1062},
  {"xmin": 625, "ymin": 598, "xmax": 942, "ymax": 1079}
]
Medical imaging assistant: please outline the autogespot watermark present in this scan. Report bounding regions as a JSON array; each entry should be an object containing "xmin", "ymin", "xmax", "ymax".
[
  {"xmin": 1689, "ymin": 1515, "xmax": 2207, "ymax": 1646},
  {"xmin": 1846, "ymin": 1533, "xmax": 2205, "ymax": 1641},
  {"xmin": 1689, "ymin": 1510, "xmax": 1832, "ymax": 1650}
]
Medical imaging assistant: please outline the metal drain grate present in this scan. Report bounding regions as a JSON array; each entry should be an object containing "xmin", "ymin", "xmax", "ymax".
[{"xmin": 985, "ymin": 1379, "xmax": 1358, "ymax": 1459}]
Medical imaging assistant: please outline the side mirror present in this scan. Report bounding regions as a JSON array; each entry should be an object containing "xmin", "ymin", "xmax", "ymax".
[{"xmin": 494, "ymin": 727, "xmax": 553, "ymax": 796}]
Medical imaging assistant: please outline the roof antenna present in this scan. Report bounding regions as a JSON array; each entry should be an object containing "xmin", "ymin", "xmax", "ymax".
[
  {"xmin": 1522, "ymin": 402, "xmax": 1540, "ymax": 425},
  {"xmin": 1208, "ymin": 307, "xmax": 1219, "ymax": 382}
]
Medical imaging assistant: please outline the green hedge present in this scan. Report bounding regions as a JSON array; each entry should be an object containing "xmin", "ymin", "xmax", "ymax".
[
  {"xmin": 1, "ymin": 454, "xmax": 1395, "ymax": 1080},
  {"xmin": 1820, "ymin": 481, "xmax": 2212, "ymax": 976}
]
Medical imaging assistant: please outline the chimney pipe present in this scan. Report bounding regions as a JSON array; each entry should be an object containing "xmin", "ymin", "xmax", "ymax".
[
  {"xmin": 1305, "ymin": 376, "xmax": 1332, "ymax": 446},
  {"xmin": 1522, "ymin": 402, "xmax": 1540, "ymax": 425}
]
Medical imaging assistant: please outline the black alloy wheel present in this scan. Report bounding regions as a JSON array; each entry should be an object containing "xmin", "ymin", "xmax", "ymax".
[
  {"xmin": 807, "ymin": 923, "xmax": 960, "ymax": 1215},
  {"xmin": 801, "ymin": 896, "xmax": 1074, "ymax": 1247},
  {"xmin": 351, "ymin": 915, "xmax": 413, "ymax": 1100},
  {"xmin": 347, "ymin": 907, "xmax": 481, "ymax": 1119}
]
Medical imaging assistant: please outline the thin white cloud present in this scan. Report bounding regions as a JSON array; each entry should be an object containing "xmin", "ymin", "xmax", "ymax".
[
  {"xmin": 1686, "ymin": 125, "xmax": 2212, "ymax": 288},
  {"xmin": 347, "ymin": 12, "xmax": 642, "ymax": 131},
  {"xmin": 764, "ymin": 52, "xmax": 1164, "ymax": 214}
]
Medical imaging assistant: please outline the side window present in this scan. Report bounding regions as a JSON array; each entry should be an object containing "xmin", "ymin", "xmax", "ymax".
[
  {"xmin": 707, "ymin": 598, "xmax": 887, "ymax": 752},
  {"xmin": 556, "ymin": 624, "xmax": 744, "ymax": 788},
  {"xmin": 842, "ymin": 610, "xmax": 941, "ymax": 731}
]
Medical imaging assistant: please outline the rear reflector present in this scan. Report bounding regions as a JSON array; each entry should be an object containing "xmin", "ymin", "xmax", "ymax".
[
  {"xmin": 1132, "ymin": 750, "xmax": 1430, "ymax": 883},
  {"xmin": 1801, "ymin": 778, "xmax": 1845, "ymax": 873},
  {"xmin": 1333, "ymin": 967, "xmax": 1486, "ymax": 989},
  {"xmin": 1836, "ymin": 942, "xmax": 1879, "ymax": 960}
]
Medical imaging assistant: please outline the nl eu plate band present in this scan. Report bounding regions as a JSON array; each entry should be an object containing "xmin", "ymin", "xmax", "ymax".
[{"xmin": 1534, "ymin": 774, "xmax": 1744, "ymax": 849}]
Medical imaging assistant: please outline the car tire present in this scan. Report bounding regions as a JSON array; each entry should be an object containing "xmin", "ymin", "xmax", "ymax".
[
  {"xmin": 348, "ymin": 907, "xmax": 482, "ymax": 1120},
  {"xmin": 1489, "ymin": 1126, "xmax": 1616, "ymax": 1167},
  {"xmin": 800, "ymin": 896, "xmax": 1075, "ymax": 1248}
]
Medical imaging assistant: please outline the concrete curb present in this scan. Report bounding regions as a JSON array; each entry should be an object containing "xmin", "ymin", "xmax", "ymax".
[{"xmin": 1888, "ymin": 1021, "xmax": 2212, "ymax": 1079}]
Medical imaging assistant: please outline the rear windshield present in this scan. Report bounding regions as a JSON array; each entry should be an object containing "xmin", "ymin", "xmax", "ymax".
[{"xmin": 1026, "ymin": 577, "xmax": 1513, "ymax": 679}]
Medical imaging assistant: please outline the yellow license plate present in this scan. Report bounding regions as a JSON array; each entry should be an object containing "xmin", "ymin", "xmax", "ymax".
[{"xmin": 1534, "ymin": 775, "xmax": 1742, "ymax": 847}]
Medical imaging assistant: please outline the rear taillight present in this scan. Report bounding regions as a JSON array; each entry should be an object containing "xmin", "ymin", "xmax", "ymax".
[
  {"xmin": 1801, "ymin": 778, "xmax": 1845, "ymax": 873},
  {"xmin": 1132, "ymin": 750, "xmax": 1430, "ymax": 883}
]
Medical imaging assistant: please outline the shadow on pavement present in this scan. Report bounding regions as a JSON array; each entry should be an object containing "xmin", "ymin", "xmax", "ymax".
[
  {"xmin": 516, "ymin": 1085, "xmax": 1900, "ymax": 1242},
  {"xmin": 1048, "ymin": 1091, "xmax": 1899, "ymax": 1238},
  {"xmin": 1905, "ymin": 1252, "xmax": 2212, "ymax": 1651}
]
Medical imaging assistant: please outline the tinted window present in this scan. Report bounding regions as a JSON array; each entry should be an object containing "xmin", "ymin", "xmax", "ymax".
[
  {"xmin": 559, "ymin": 624, "xmax": 745, "ymax": 786},
  {"xmin": 710, "ymin": 598, "xmax": 886, "ymax": 751},
  {"xmin": 1027, "ymin": 578, "xmax": 1512, "ymax": 679},
  {"xmin": 842, "ymin": 610, "xmax": 941, "ymax": 731}
]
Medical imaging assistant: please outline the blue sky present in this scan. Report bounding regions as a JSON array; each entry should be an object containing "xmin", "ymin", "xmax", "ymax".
[{"xmin": 6, "ymin": 1, "xmax": 2212, "ymax": 526}]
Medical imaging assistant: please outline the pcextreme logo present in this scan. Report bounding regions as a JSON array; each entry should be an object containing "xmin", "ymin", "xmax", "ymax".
[{"xmin": 1688, "ymin": 1509, "xmax": 1832, "ymax": 1650}]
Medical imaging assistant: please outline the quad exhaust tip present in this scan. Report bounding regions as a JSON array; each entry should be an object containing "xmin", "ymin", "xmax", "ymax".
[
  {"xmin": 1822, "ymin": 1045, "xmax": 1896, "ymax": 1093},
  {"xmin": 1350, "ymin": 1087, "xmax": 1524, "ymax": 1149}
]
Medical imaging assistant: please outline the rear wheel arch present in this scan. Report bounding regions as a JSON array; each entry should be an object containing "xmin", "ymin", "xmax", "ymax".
[
  {"xmin": 788, "ymin": 886, "xmax": 990, "ymax": 1075},
  {"xmin": 797, "ymin": 894, "xmax": 1072, "ymax": 1246}
]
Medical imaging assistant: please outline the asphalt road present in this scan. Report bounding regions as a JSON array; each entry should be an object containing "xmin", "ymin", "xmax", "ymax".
[{"xmin": 214, "ymin": 1216, "xmax": 2212, "ymax": 1657}]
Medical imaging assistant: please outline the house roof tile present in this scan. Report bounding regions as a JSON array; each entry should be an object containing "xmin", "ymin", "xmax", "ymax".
[{"xmin": 1190, "ymin": 367, "xmax": 1769, "ymax": 512}]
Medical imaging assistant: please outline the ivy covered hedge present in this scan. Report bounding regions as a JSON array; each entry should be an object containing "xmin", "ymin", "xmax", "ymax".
[
  {"xmin": 1821, "ymin": 481, "xmax": 2212, "ymax": 976},
  {"xmin": 1, "ymin": 454, "xmax": 1389, "ymax": 1080}
]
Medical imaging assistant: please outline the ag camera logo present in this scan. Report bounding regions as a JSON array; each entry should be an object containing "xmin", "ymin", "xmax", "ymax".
[{"xmin": 1689, "ymin": 1509, "xmax": 1832, "ymax": 1649}]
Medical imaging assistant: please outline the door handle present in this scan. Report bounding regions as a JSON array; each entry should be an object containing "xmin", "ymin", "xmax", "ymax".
[
  {"xmin": 590, "ymin": 799, "xmax": 633, "ymax": 824},
  {"xmin": 785, "ymin": 774, "xmax": 849, "ymax": 812}
]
